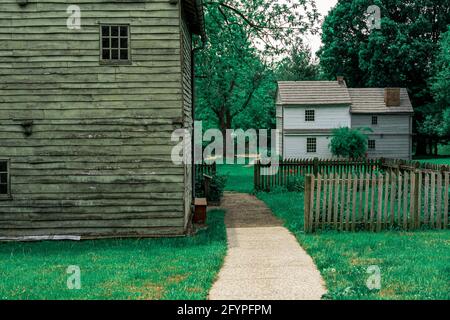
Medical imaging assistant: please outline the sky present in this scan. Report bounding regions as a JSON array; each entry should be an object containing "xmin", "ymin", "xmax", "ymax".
[{"xmin": 304, "ymin": 0, "xmax": 338, "ymax": 59}]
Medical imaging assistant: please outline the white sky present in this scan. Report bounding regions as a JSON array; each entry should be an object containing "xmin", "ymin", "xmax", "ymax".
[{"xmin": 304, "ymin": 0, "xmax": 338, "ymax": 59}]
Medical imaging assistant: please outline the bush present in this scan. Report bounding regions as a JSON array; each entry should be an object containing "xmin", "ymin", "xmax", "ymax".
[
  {"xmin": 286, "ymin": 175, "xmax": 305, "ymax": 192},
  {"xmin": 329, "ymin": 127, "xmax": 371, "ymax": 158},
  {"xmin": 195, "ymin": 174, "xmax": 227, "ymax": 203}
]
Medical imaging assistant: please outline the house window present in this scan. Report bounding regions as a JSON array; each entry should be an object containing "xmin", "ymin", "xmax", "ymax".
[
  {"xmin": 372, "ymin": 116, "xmax": 378, "ymax": 125},
  {"xmin": 100, "ymin": 25, "xmax": 130, "ymax": 64},
  {"xmin": 305, "ymin": 110, "xmax": 315, "ymax": 122},
  {"xmin": 0, "ymin": 160, "xmax": 10, "ymax": 198},
  {"xmin": 307, "ymin": 138, "xmax": 317, "ymax": 153},
  {"xmin": 368, "ymin": 140, "xmax": 376, "ymax": 150}
]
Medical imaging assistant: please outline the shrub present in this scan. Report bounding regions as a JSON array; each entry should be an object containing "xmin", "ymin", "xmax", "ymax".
[
  {"xmin": 195, "ymin": 174, "xmax": 227, "ymax": 203},
  {"xmin": 329, "ymin": 127, "xmax": 371, "ymax": 158},
  {"xmin": 286, "ymin": 175, "xmax": 305, "ymax": 192}
]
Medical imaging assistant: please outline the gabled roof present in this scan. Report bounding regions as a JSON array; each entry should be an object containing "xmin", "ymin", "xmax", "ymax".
[
  {"xmin": 276, "ymin": 81, "xmax": 414, "ymax": 114},
  {"xmin": 183, "ymin": 0, "xmax": 206, "ymax": 39},
  {"xmin": 277, "ymin": 81, "xmax": 352, "ymax": 105},
  {"xmin": 348, "ymin": 88, "xmax": 413, "ymax": 114}
]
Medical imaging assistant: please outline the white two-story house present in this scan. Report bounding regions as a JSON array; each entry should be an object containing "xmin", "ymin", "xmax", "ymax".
[{"xmin": 276, "ymin": 78, "xmax": 414, "ymax": 160}]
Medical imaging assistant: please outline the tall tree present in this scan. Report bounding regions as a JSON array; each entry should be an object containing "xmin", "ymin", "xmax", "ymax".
[
  {"xmin": 276, "ymin": 41, "xmax": 320, "ymax": 81},
  {"xmin": 195, "ymin": 0, "xmax": 319, "ymax": 140},
  {"xmin": 318, "ymin": 0, "xmax": 450, "ymax": 154}
]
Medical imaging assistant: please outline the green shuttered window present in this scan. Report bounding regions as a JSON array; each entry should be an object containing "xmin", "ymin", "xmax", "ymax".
[{"xmin": 100, "ymin": 25, "xmax": 131, "ymax": 64}]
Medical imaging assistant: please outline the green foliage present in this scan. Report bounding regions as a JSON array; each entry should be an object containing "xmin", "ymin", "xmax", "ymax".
[
  {"xmin": 329, "ymin": 127, "xmax": 370, "ymax": 159},
  {"xmin": 276, "ymin": 40, "xmax": 321, "ymax": 81},
  {"xmin": 318, "ymin": 0, "xmax": 450, "ymax": 152},
  {"xmin": 196, "ymin": 174, "xmax": 227, "ymax": 203},
  {"xmin": 286, "ymin": 175, "xmax": 305, "ymax": 192},
  {"xmin": 0, "ymin": 211, "xmax": 227, "ymax": 300},
  {"xmin": 195, "ymin": 1, "xmax": 320, "ymax": 134}
]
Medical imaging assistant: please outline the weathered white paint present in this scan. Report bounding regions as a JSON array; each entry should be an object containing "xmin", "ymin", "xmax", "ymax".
[
  {"xmin": 283, "ymin": 106, "xmax": 351, "ymax": 130},
  {"xmin": 366, "ymin": 134, "xmax": 411, "ymax": 160},
  {"xmin": 284, "ymin": 135, "xmax": 333, "ymax": 159}
]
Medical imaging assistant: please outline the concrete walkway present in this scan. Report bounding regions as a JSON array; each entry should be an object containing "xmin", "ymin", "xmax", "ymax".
[{"xmin": 209, "ymin": 192, "xmax": 327, "ymax": 300}]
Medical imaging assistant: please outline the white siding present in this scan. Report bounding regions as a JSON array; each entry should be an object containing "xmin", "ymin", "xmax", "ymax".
[
  {"xmin": 276, "ymin": 105, "xmax": 283, "ymax": 156},
  {"xmin": 283, "ymin": 105, "xmax": 351, "ymax": 130},
  {"xmin": 366, "ymin": 135, "xmax": 411, "ymax": 160},
  {"xmin": 284, "ymin": 135, "xmax": 333, "ymax": 159},
  {"xmin": 352, "ymin": 114, "xmax": 412, "ymax": 134}
]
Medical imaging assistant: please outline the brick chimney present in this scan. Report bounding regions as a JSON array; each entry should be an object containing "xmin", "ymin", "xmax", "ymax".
[
  {"xmin": 384, "ymin": 88, "xmax": 401, "ymax": 107},
  {"xmin": 337, "ymin": 76, "xmax": 345, "ymax": 86}
]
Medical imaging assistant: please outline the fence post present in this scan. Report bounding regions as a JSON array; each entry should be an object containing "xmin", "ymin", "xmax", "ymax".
[
  {"xmin": 254, "ymin": 160, "xmax": 260, "ymax": 191},
  {"xmin": 304, "ymin": 174, "xmax": 312, "ymax": 233},
  {"xmin": 413, "ymin": 164, "xmax": 420, "ymax": 229},
  {"xmin": 313, "ymin": 157, "xmax": 319, "ymax": 175}
]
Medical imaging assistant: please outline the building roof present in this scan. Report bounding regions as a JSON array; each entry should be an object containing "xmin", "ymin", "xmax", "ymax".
[
  {"xmin": 276, "ymin": 81, "xmax": 414, "ymax": 114},
  {"xmin": 348, "ymin": 88, "xmax": 413, "ymax": 114},
  {"xmin": 183, "ymin": 0, "xmax": 206, "ymax": 39},
  {"xmin": 277, "ymin": 81, "xmax": 352, "ymax": 105}
]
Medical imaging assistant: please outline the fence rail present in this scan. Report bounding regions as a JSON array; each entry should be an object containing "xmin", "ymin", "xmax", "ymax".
[
  {"xmin": 254, "ymin": 158, "xmax": 450, "ymax": 191},
  {"xmin": 304, "ymin": 171, "xmax": 449, "ymax": 233},
  {"xmin": 195, "ymin": 162, "xmax": 217, "ymax": 181},
  {"xmin": 254, "ymin": 158, "xmax": 381, "ymax": 191}
]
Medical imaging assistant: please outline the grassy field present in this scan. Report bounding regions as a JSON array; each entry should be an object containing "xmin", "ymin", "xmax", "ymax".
[
  {"xmin": 217, "ymin": 164, "xmax": 254, "ymax": 193},
  {"xmin": 0, "ymin": 210, "xmax": 227, "ymax": 300},
  {"xmin": 416, "ymin": 158, "xmax": 450, "ymax": 165},
  {"xmin": 258, "ymin": 192, "xmax": 450, "ymax": 300}
]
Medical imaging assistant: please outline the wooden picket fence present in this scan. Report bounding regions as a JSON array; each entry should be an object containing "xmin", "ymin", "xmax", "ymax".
[
  {"xmin": 304, "ymin": 171, "xmax": 449, "ymax": 233},
  {"xmin": 254, "ymin": 158, "xmax": 380, "ymax": 191},
  {"xmin": 195, "ymin": 162, "xmax": 216, "ymax": 181}
]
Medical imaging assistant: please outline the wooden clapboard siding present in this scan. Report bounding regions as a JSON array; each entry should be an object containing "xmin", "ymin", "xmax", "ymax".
[
  {"xmin": 181, "ymin": 9, "xmax": 193, "ymax": 228},
  {"xmin": 0, "ymin": 0, "xmax": 197, "ymax": 238}
]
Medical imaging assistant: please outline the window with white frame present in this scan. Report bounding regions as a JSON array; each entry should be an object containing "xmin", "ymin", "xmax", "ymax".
[
  {"xmin": 305, "ymin": 109, "xmax": 315, "ymax": 122},
  {"xmin": 307, "ymin": 138, "xmax": 317, "ymax": 153},
  {"xmin": 368, "ymin": 140, "xmax": 376, "ymax": 150}
]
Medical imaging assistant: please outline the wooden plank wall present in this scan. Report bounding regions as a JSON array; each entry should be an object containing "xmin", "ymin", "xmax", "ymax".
[
  {"xmin": 0, "ymin": 0, "xmax": 190, "ymax": 238},
  {"xmin": 304, "ymin": 171, "xmax": 450, "ymax": 233}
]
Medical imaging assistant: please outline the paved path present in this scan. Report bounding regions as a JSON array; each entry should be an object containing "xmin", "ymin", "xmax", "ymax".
[{"xmin": 209, "ymin": 192, "xmax": 327, "ymax": 300}]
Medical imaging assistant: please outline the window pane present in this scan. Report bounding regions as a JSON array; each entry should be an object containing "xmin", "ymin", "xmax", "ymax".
[
  {"xmin": 111, "ymin": 38, "xmax": 119, "ymax": 48},
  {"xmin": 102, "ymin": 37, "xmax": 109, "ymax": 48},
  {"xmin": 102, "ymin": 49, "xmax": 110, "ymax": 60},
  {"xmin": 111, "ymin": 26, "xmax": 119, "ymax": 36},
  {"xmin": 0, "ymin": 173, "xmax": 6, "ymax": 183},
  {"xmin": 120, "ymin": 26, "xmax": 128, "ymax": 37},
  {"xmin": 0, "ymin": 184, "xmax": 7, "ymax": 195},
  {"xmin": 120, "ymin": 38, "xmax": 128, "ymax": 49},
  {"xmin": 120, "ymin": 50, "xmax": 128, "ymax": 60},
  {"xmin": 111, "ymin": 49, "xmax": 119, "ymax": 60},
  {"xmin": 0, "ymin": 162, "xmax": 6, "ymax": 172},
  {"xmin": 101, "ymin": 26, "xmax": 109, "ymax": 37}
]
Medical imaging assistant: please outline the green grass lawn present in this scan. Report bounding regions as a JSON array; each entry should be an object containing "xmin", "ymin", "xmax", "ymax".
[
  {"xmin": 258, "ymin": 192, "xmax": 450, "ymax": 300},
  {"xmin": 217, "ymin": 164, "xmax": 254, "ymax": 193},
  {"xmin": 416, "ymin": 158, "xmax": 450, "ymax": 165},
  {"xmin": 0, "ymin": 210, "xmax": 227, "ymax": 300}
]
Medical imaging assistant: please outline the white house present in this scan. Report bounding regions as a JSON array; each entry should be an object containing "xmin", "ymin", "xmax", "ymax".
[{"xmin": 276, "ymin": 78, "xmax": 414, "ymax": 160}]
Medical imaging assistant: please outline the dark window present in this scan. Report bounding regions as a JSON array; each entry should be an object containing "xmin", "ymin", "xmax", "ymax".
[
  {"xmin": 305, "ymin": 110, "xmax": 315, "ymax": 122},
  {"xmin": 368, "ymin": 140, "xmax": 376, "ymax": 150},
  {"xmin": 307, "ymin": 138, "xmax": 317, "ymax": 153},
  {"xmin": 372, "ymin": 116, "xmax": 378, "ymax": 125},
  {"xmin": 0, "ymin": 160, "xmax": 10, "ymax": 198},
  {"xmin": 100, "ymin": 25, "xmax": 130, "ymax": 64}
]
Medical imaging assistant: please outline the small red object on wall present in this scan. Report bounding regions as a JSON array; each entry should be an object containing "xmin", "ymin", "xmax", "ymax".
[{"xmin": 193, "ymin": 198, "xmax": 207, "ymax": 224}]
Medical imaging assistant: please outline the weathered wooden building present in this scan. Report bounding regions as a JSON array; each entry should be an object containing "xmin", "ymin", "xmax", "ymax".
[
  {"xmin": 276, "ymin": 79, "xmax": 414, "ymax": 160},
  {"xmin": 0, "ymin": 0, "xmax": 205, "ymax": 239}
]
